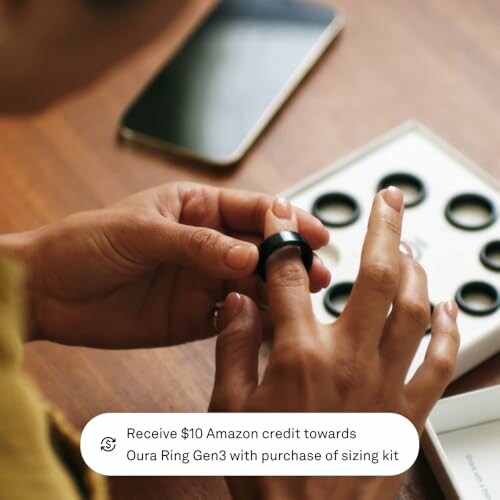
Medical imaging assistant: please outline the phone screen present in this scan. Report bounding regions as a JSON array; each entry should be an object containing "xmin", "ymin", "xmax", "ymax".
[{"xmin": 121, "ymin": 0, "xmax": 341, "ymax": 165}]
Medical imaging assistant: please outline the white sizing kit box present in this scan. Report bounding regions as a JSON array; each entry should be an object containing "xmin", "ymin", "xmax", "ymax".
[
  {"xmin": 283, "ymin": 121, "xmax": 500, "ymax": 380},
  {"xmin": 422, "ymin": 384, "xmax": 500, "ymax": 499}
]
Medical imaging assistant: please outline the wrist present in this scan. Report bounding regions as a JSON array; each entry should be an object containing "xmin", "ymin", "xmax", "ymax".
[{"xmin": 0, "ymin": 229, "xmax": 42, "ymax": 341}]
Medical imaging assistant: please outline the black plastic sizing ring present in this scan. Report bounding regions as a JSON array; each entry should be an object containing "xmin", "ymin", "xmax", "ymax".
[
  {"xmin": 480, "ymin": 240, "xmax": 500, "ymax": 272},
  {"xmin": 312, "ymin": 193, "xmax": 360, "ymax": 228},
  {"xmin": 324, "ymin": 281, "xmax": 354, "ymax": 317},
  {"xmin": 377, "ymin": 172, "xmax": 426, "ymax": 208},
  {"xmin": 425, "ymin": 303, "xmax": 435, "ymax": 336},
  {"xmin": 455, "ymin": 281, "xmax": 499, "ymax": 316},
  {"xmin": 445, "ymin": 193, "xmax": 497, "ymax": 231},
  {"xmin": 257, "ymin": 231, "xmax": 313, "ymax": 281}
]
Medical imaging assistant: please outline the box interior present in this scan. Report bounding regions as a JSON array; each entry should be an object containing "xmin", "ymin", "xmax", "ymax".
[{"xmin": 427, "ymin": 385, "xmax": 500, "ymax": 499}]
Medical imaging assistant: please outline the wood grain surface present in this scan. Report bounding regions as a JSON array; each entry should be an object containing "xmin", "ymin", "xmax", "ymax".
[{"xmin": 1, "ymin": 0, "xmax": 499, "ymax": 498}]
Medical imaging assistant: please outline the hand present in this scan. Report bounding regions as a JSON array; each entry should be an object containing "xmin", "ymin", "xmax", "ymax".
[
  {"xmin": 209, "ymin": 188, "xmax": 460, "ymax": 500},
  {"xmin": 0, "ymin": 182, "xmax": 330, "ymax": 348}
]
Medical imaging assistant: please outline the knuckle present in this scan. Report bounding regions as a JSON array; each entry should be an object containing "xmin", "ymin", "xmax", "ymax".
[
  {"xmin": 333, "ymin": 356, "xmax": 364, "ymax": 396},
  {"xmin": 273, "ymin": 338, "xmax": 327, "ymax": 377},
  {"xmin": 414, "ymin": 261, "xmax": 428, "ymax": 278},
  {"xmin": 447, "ymin": 321, "xmax": 461, "ymax": 342},
  {"xmin": 188, "ymin": 228, "xmax": 221, "ymax": 256},
  {"xmin": 359, "ymin": 261, "xmax": 398, "ymax": 294},
  {"xmin": 429, "ymin": 354, "xmax": 455, "ymax": 381},
  {"xmin": 451, "ymin": 327, "xmax": 461, "ymax": 348},
  {"xmin": 268, "ymin": 258, "xmax": 308, "ymax": 289},
  {"xmin": 414, "ymin": 261, "xmax": 430, "ymax": 291},
  {"xmin": 120, "ymin": 212, "xmax": 158, "ymax": 237},
  {"xmin": 369, "ymin": 215, "xmax": 401, "ymax": 237},
  {"xmin": 217, "ymin": 325, "xmax": 258, "ymax": 356},
  {"xmin": 435, "ymin": 322, "xmax": 460, "ymax": 349},
  {"xmin": 398, "ymin": 300, "xmax": 430, "ymax": 329},
  {"xmin": 380, "ymin": 214, "xmax": 401, "ymax": 236}
]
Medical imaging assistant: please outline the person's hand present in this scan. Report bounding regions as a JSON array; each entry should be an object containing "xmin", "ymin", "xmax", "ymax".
[
  {"xmin": 0, "ymin": 182, "xmax": 330, "ymax": 347},
  {"xmin": 209, "ymin": 188, "xmax": 460, "ymax": 500}
]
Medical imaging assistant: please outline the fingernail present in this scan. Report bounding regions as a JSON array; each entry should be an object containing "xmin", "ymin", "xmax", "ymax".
[
  {"xmin": 272, "ymin": 197, "xmax": 292, "ymax": 219},
  {"xmin": 382, "ymin": 186, "xmax": 404, "ymax": 213},
  {"xmin": 399, "ymin": 241, "xmax": 414, "ymax": 258},
  {"xmin": 220, "ymin": 293, "xmax": 244, "ymax": 330},
  {"xmin": 225, "ymin": 244, "xmax": 256, "ymax": 270},
  {"xmin": 444, "ymin": 300, "xmax": 458, "ymax": 321}
]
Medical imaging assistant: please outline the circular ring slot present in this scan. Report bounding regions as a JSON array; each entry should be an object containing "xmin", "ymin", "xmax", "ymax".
[
  {"xmin": 425, "ymin": 303, "xmax": 435, "ymax": 336},
  {"xmin": 377, "ymin": 172, "xmax": 426, "ymax": 208},
  {"xmin": 455, "ymin": 281, "xmax": 499, "ymax": 316},
  {"xmin": 445, "ymin": 193, "xmax": 497, "ymax": 231},
  {"xmin": 480, "ymin": 240, "xmax": 500, "ymax": 272},
  {"xmin": 312, "ymin": 193, "xmax": 360, "ymax": 228},
  {"xmin": 324, "ymin": 281, "xmax": 353, "ymax": 317}
]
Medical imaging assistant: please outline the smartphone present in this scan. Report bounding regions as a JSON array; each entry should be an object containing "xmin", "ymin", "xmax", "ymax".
[{"xmin": 120, "ymin": 0, "xmax": 344, "ymax": 167}]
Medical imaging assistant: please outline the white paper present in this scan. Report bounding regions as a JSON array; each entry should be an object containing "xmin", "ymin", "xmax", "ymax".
[{"xmin": 438, "ymin": 419, "xmax": 500, "ymax": 499}]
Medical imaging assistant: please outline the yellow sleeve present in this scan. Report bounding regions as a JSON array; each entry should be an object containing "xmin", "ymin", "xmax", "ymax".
[{"xmin": 0, "ymin": 256, "xmax": 108, "ymax": 500}]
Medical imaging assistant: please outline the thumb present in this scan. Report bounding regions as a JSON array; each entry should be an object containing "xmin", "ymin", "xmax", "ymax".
[
  {"xmin": 158, "ymin": 221, "xmax": 258, "ymax": 279},
  {"xmin": 210, "ymin": 293, "xmax": 262, "ymax": 412}
]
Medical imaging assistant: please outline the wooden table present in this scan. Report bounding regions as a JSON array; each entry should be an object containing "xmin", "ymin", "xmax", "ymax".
[{"xmin": 1, "ymin": 0, "xmax": 499, "ymax": 498}]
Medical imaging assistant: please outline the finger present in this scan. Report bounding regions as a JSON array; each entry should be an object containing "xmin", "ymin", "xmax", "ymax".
[
  {"xmin": 152, "ymin": 221, "xmax": 259, "ymax": 279},
  {"xmin": 310, "ymin": 254, "xmax": 331, "ymax": 292},
  {"xmin": 210, "ymin": 293, "xmax": 262, "ymax": 411},
  {"xmin": 405, "ymin": 301, "xmax": 460, "ymax": 428},
  {"xmin": 162, "ymin": 183, "xmax": 329, "ymax": 248},
  {"xmin": 380, "ymin": 245, "xmax": 431, "ymax": 380},
  {"xmin": 341, "ymin": 187, "xmax": 404, "ymax": 342},
  {"xmin": 225, "ymin": 255, "xmax": 329, "ymax": 322},
  {"xmin": 218, "ymin": 188, "xmax": 330, "ymax": 249},
  {"xmin": 264, "ymin": 198, "xmax": 316, "ymax": 334}
]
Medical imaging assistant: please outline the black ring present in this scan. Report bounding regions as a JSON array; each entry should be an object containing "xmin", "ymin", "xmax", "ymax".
[
  {"xmin": 377, "ymin": 172, "xmax": 427, "ymax": 208},
  {"xmin": 480, "ymin": 240, "xmax": 500, "ymax": 272},
  {"xmin": 425, "ymin": 303, "xmax": 435, "ymax": 336},
  {"xmin": 323, "ymin": 281, "xmax": 354, "ymax": 317},
  {"xmin": 312, "ymin": 193, "xmax": 360, "ymax": 228},
  {"xmin": 257, "ymin": 231, "xmax": 313, "ymax": 281},
  {"xmin": 445, "ymin": 193, "xmax": 497, "ymax": 231},
  {"xmin": 455, "ymin": 281, "xmax": 499, "ymax": 316}
]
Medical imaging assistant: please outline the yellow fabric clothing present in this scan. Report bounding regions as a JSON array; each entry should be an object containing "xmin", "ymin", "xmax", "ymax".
[{"xmin": 0, "ymin": 256, "xmax": 108, "ymax": 500}]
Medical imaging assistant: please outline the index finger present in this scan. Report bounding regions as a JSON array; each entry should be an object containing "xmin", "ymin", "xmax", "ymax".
[
  {"xmin": 218, "ymin": 187, "xmax": 330, "ymax": 249},
  {"xmin": 342, "ymin": 187, "xmax": 404, "ymax": 344},
  {"xmin": 264, "ymin": 198, "xmax": 316, "ymax": 335},
  {"xmin": 158, "ymin": 182, "xmax": 329, "ymax": 248}
]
